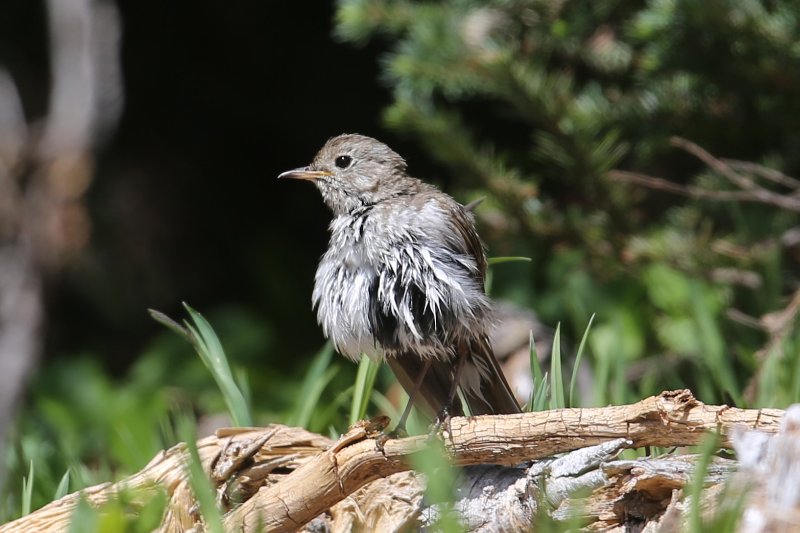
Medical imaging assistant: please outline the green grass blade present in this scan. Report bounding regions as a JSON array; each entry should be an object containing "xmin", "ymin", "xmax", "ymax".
[
  {"xmin": 313, "ymin": 384, "xmax": 358, "ymax": 437},
  {"xmin": 54, "ymin": 469, "xmax": 71, "ymax": 500},
  {"xmin": 160, "ymin": 303, "xmax": 252, "ymax": 427},
  {"xmin": 569, "ymin": 314, "xmax": 595, "ymax": 408},
  {"xmin": 287, "ymin": 342, "xmax": 333, "ymax": 427},
  {"xmin": 235, "ymin": 366, "xmax": 252, "ymax": 410},
  {"xmin": 67, "ymin": 498, "xmax": 98, "ymax": 533},
  {"xmin": 533, "ymin": 374, "xmax": 550, "ymax": 412},
  {"xmin": 151, "ymin": 304, "xmax": 252, "ymax": 426},
  {"xmin": 550, "ymin": 323, "xmax": 565, "ymax": 409},
  {"xmin": 527, "ymin": 331, "xmax": 544, "ymax": 411},
  {"xmin": 350, "ymin": 355, "xmax": 380, "ymax": 425},
  {"xmin": 487, "ymin": 256, "xmax": 532, "ymax": 265},
  {"xmin": 178, "ymin": 417, "xmax": 223, "ymax": 533},
  {"xmin": 148, "ymin": 309, "xmax": 195, "ymax": 346},
  {"xmin": 408, "ymin": 442, "xmax": 461, "ymax": 532},
  {"xmin": 369, "ymin": 389, "xmax": 401, "ymax": 421},
  {"xmin": 687, "ymin": 432, "xmax": 721, "ymax": 533},
  {"xmin": 21, "ymin": 460, "xmax": 33, "ymax": 516},
  {"xmin": 486, "ymin": 257, "xmax": 531, "ymax": 294},
  {"xmin": 287, "ymin": 343, "xmax": 338, "ymax": 427},
  {"xmin": 183, "ymin": 303, "xmax": 252, "ymax": 426},
  {"xmin": 529, "ymin": 331, "xmax": 544, "ymax": 385},
  {"xmin": 296, "ymin": 366, "xmax": 339, "ymax": 429},
  {"xmin": 288, "ymin": 342, "xmax": 336, "ymax": 428}
]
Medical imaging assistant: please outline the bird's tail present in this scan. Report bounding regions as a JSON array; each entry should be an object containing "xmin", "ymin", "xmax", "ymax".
[
  {"xmin": 387, "ymin": 356, "xmax": 465, "ymax": 420},
  {"xmin": 387, "ymin": 339, "xmax": 520, "ymax": 421},
  {"xmin": 459, "ymin": 337, "xmax": 521, "ymax": 416}
]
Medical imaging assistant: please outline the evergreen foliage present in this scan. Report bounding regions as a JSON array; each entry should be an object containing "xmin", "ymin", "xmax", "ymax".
[{"xmin": 336, "ymin": 0, "xmax": 800, "ymax": 406}]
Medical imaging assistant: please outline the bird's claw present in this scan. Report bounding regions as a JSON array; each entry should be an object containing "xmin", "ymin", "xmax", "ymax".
[{"xmin": 427, "ymin": 407, "xmax": 452, "ymax": 442}]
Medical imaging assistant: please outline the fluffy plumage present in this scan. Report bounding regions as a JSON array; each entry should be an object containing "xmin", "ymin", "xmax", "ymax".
[{"xmin": 280, "ymin": 134, "xmax": 520, "ymax": 418}]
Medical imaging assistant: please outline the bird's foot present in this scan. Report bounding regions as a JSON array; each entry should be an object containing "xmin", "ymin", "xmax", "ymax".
[
  {"xmin": 373, "ymin": 423, "xmax": 409, "ymax": 454},
  {"xmin": 427, "ymin": 407, "xmax": 452, "ymax": 442}
]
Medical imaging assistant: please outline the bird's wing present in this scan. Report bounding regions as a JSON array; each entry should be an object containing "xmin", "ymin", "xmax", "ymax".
[
  {"xmin": 458, "ymin": 336, "xmax": 522, "ymax": 415},
  {"xmin": 440, "ymin": 199, "xmax": 522, "ymax": 415},
  {"xmin": 381, "ymin": 195, "xmax": 521, "ymax": 418},
  {"xmin": 444, "ymin": 201, "xmax": 488, "ymax": 286}
]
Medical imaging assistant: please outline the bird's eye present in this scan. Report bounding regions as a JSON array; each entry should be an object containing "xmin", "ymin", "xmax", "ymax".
[{"xmin": 335, "ymin": 155, "xmax": 352, "ymax": 169}]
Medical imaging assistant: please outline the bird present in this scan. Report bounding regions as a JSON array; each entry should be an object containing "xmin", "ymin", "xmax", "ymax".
[{"xmin": 279, "ymin": 134, "xmax": 521, "ymax": 428}]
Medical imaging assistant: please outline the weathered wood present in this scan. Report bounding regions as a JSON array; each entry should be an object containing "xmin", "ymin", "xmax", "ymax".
[{"xmin": 0, "ymin": 390, "xmax": 787, "ymax": 532}]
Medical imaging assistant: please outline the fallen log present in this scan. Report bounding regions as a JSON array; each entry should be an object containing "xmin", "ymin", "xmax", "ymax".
[{"xmin": 0, "ymin": 390, "xmax": 789, "ymax": 532}]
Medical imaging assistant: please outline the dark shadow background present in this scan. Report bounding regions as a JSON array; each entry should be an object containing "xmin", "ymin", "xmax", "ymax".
[{"xmin": 1, "ymin": 1, "xmax": 452, "ymax": 373}]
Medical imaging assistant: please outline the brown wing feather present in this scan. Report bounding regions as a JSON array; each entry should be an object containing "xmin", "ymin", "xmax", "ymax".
[
  {"xmin": 459, "ymin": 337, "xmax": 522, "ymax": 415},
  {"xmin": 450, "ymin": 202, "xmax": 521, "ymax": 415},
  {"xmin": 385, "ymin": 196, "xmax": 519, "ymax": 422},
  {"xmin": 450, "ymin": 203, "xmax": 488, "ymax": 283}
]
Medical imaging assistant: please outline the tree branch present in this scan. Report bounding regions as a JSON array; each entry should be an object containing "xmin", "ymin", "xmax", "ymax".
[{"xmin": 608, "ymin": 138, "xmax": 800, "ymax": 212}]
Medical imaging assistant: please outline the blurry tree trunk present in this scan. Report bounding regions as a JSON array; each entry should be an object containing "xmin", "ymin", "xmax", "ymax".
[
  {"xmin": 0, "ymin": 0, "xmax": 121, "ymax": 473},
  {"xmin": 1, "ymin": 390, "xmax": 795, "ymax": 532}
]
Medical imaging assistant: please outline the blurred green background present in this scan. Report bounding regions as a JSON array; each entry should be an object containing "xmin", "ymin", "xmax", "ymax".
[{"xmin": 2, "ymin": 0, "xmax": 800, "ymax": 523}]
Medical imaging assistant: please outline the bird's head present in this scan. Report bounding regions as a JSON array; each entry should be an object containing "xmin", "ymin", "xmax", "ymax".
[{"xmin": 279, "ymin": 134, "xmax": 416, "ymax": 215}]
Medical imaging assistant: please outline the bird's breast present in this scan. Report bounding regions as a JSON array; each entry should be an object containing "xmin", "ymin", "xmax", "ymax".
[
  {"xmin": 312, "ymin": 207, "xmax": 492, "ymax": 363},
  {"xmin": 312, "ymin": 217, "xmax": 381, "ymax": 361}
]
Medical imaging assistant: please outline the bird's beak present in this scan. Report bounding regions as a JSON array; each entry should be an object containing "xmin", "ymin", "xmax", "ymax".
[{"xmin": 277, "ymin": 167, "xmax": 331, "ymax": 181}]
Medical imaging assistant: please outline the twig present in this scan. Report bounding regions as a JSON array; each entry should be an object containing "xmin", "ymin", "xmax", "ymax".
[
  {"xmin": 609, "ymin": 168, "xmax": 800, "ymax": 212},
  {"xmin": 609, "ymin": 138, "xmax": 800, "ymax": 211},
  {"xmin": 670, "ymin": 137, "xmax": 757, "ymax": 191},
  {"xmin": 609, "ymin": 170, "xmax": 757, "ymax": 201},
  {"xmin": 723, "ymin": 158, "xmax": 800, "ymax": 190},
  {"xmin": 669, "ymin": 136, "xmax": 800, "ymax": 212}
]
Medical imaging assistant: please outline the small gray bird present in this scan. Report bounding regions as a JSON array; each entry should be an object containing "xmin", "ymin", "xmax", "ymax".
[{"xmin": 279, "ymin": 134, "xmax": 520, "ymax": 426}]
